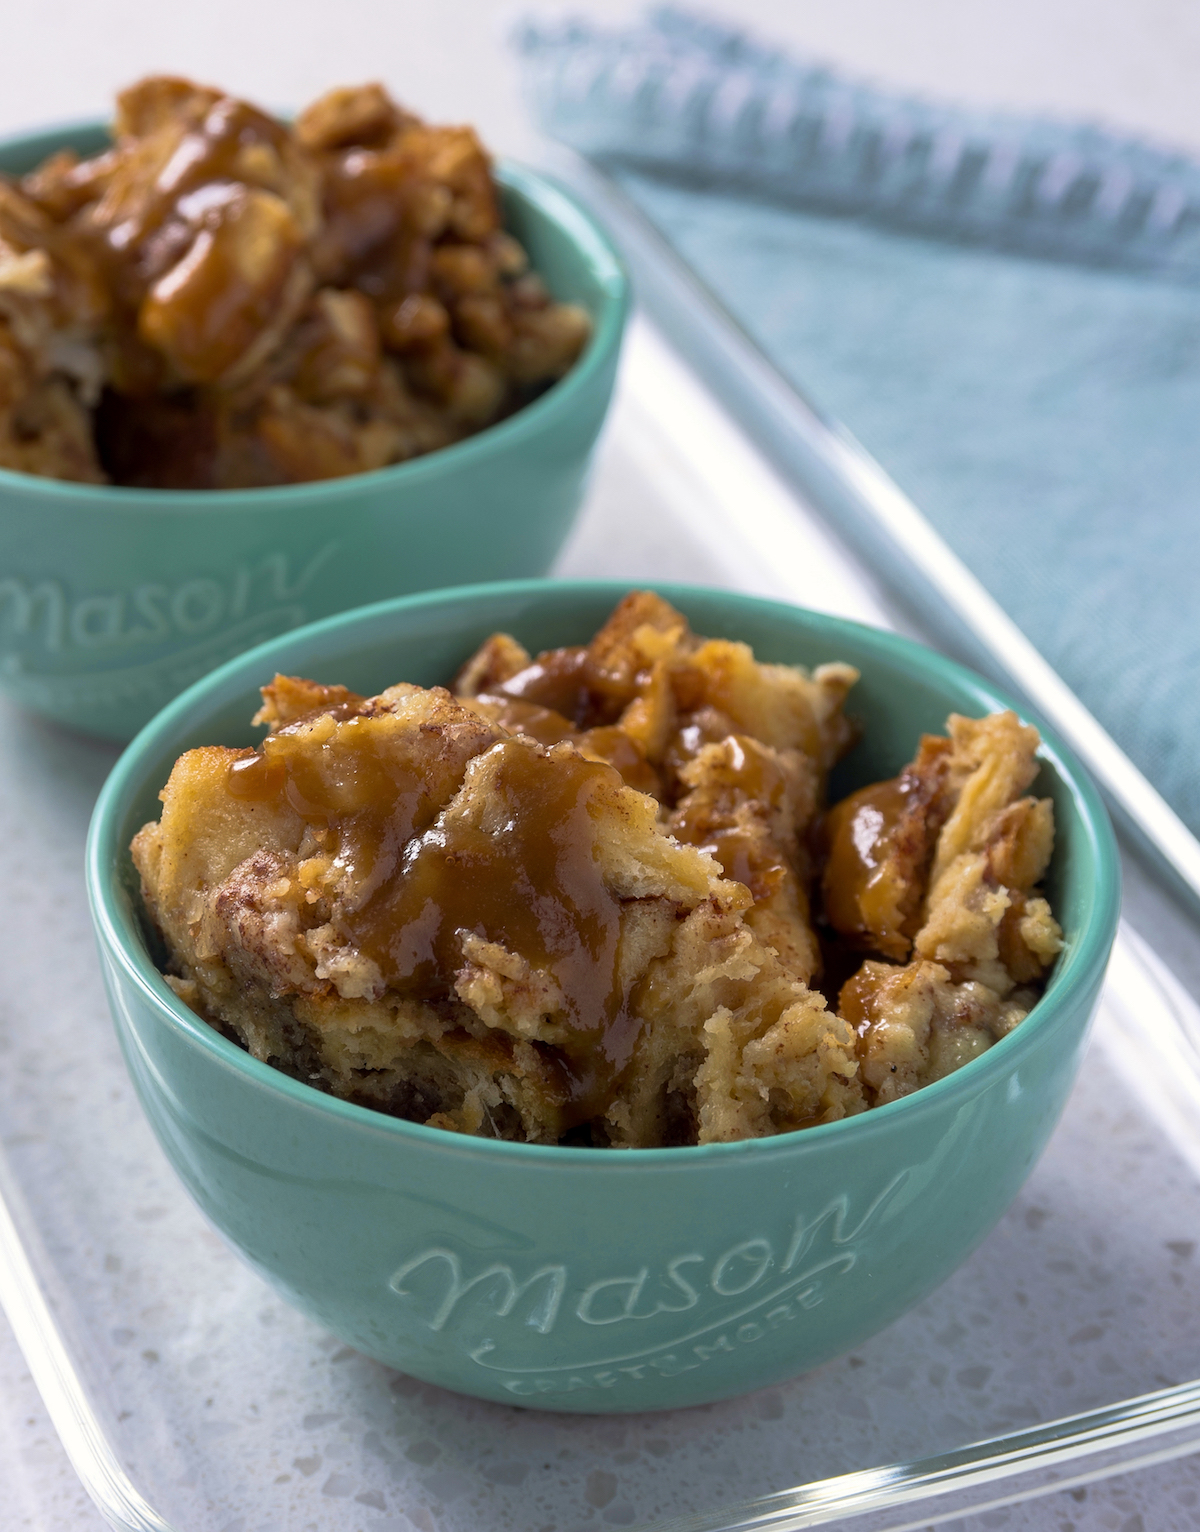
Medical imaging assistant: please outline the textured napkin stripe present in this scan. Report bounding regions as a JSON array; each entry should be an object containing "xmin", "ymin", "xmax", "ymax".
[{"xmin": 514, "ymin": 7, "xmax": 1200, "ymax": 280}]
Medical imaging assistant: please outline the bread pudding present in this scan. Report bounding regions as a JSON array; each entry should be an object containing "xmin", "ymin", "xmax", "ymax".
[
  {"xmin": 0, "ymin": 78, "xmax": 589, "ymax": 487},
  {"xmin": 131, "ymin": 593, "xmax": 1063, "ymax": 1145}
]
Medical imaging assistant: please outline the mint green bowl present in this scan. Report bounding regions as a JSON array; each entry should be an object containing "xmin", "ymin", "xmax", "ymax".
[
  {"xmin": 86, "ymin": 581, "xmax": 1120, "ymax": 1413},
  {"xmin": 0, "ymin": 125, "xmax": 627, "ymax": 743}
]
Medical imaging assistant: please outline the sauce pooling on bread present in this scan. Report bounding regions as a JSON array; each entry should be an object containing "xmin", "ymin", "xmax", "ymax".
[{"xmin": 230, "ymin": 726, "xmax": 638, "ymax": 1123}]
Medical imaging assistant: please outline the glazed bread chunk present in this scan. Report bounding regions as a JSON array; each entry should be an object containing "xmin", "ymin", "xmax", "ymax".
[{"xmin": 823, "ymin": 709, "xmax": 1063, "ymax": 1107}]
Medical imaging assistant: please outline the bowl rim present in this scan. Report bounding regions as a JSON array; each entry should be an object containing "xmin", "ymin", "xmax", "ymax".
[
  {"xmin": 0, "ymin": 124, "xmax": 629, "ymax": 512},
  {"xmin": 86, "ymin": 578, "xmax": 1121, "ymax": 1168}
]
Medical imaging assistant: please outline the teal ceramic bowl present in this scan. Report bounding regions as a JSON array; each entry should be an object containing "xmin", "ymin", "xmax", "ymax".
[
  {"xmin": 86, "ymin": 581, "xmax": 1120, "ymax": 1413},
  {"xmin": 0, "ymin": 125, "xmax": 627, "ymax": 744}
]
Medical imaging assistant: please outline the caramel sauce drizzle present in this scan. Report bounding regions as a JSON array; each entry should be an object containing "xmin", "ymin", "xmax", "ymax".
[
  {"xmin": 474, "ymin": 649, "xmax": 661, "ymax": 795},
  {"xmin": 821, "ymin": 778, "xmax": 912, "ymax": 941},
  {"xmin": 228, "ymin": 726, "xmax": 637, "ymax": 1125},
  {"xmin": 669, "ymin": 735, "xmax": 790, "ymax": 901},
  {"xmin": 491, "ymin": 647, "xmax": 633, "ymax": 729}
]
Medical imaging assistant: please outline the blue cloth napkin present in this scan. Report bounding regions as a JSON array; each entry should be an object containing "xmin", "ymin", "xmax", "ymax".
[{"xmin": 515, "ymin": 9, "xmax": 1200, "ymax": 842}]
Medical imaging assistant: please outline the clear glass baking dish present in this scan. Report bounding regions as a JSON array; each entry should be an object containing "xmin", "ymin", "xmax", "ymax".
[{"xmin": 4, "ymin": 183, "xmax": 1200, "ymax": 1531}]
